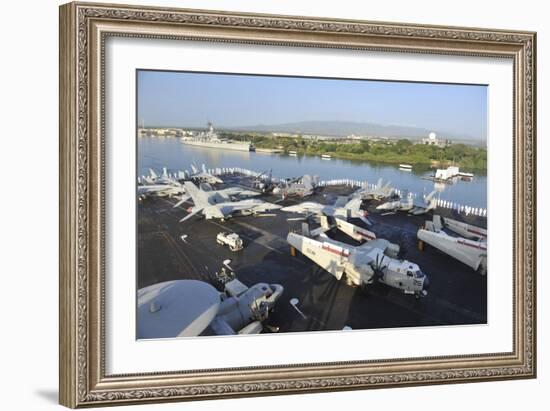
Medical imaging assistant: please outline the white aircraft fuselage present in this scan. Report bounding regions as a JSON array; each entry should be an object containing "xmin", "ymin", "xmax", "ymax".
[
  {"xmin": 417, "ymin": 216, "xmax": 487, "ymax": 274},
  {"xmin": 180, "ymin": 181, "xmax": 281, "ymax": 222},
  {"xmin": 287, "ymin": 229, "xmax": 429, "ymax": 297}
]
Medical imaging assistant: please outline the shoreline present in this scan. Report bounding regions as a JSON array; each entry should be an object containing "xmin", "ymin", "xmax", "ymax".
[{"xmin": 271, "ymin": 150, "xmax": 488, "ymax": 174}]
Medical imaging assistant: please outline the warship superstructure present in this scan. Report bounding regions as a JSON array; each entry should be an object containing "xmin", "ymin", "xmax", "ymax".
[{"xmin": 181, "ymin": 123, "xmax": 253, "ymax": 152}]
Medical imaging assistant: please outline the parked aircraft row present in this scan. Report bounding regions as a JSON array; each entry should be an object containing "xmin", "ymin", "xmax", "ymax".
[
  {"xmin": 376, "ymin": 189, "xmax": 438, "ymax": 215},
  {"xmin": 138, "ymin": 168, "xmax": 185, "ymax": 198},
  {"xmin": 139, "ymin": 165, "xmax": 487, "ymax": 281}
]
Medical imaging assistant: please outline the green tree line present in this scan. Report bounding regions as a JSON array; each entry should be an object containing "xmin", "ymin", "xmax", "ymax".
[{"xmin": 222, "ymin": 133, "xmax": 487, "ymax": 171}]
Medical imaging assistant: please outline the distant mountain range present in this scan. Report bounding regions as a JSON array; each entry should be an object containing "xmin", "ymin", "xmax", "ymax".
[{"xmin": 228, "ymin": 120, "xmax": 481, "ymax": 141}]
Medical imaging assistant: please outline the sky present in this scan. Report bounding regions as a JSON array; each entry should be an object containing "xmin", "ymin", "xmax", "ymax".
[{"xmin": 137, "ymin": 70, "xmax": 487, "ymax": 140}]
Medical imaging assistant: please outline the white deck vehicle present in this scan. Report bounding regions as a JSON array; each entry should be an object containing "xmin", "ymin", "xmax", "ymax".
[{"xmin": 216, "ymin": 232, "xmax": 244, "ymax": 251}]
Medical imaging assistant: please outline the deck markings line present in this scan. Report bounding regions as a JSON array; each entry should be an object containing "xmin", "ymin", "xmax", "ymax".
[{"xmin": 161, "ymin": 231, "xmax": 205, "ymax": 280}]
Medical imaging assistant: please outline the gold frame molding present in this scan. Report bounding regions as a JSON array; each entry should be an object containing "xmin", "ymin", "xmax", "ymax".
[{"xmin": 59, "ymin": 2, "xmax": 537, "ymax": 408}]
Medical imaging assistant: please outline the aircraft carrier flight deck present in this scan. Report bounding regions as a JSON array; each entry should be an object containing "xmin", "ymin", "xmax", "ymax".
[{"xmin": 137, "ymin": 175, "xmax": 487, "ymax": 334}]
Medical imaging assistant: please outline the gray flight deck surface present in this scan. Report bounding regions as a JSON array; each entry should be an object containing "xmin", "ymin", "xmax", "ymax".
[{"xmin": 137, "ymin": 176, "xmax": 487, "ymax": 334}]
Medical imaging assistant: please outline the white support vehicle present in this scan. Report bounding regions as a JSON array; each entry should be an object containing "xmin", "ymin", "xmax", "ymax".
[{"xmin": 216, "ymin": 232, "xmax": 244, "ymax": 251}]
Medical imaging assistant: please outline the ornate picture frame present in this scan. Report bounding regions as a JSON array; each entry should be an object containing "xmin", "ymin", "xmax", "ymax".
[{"xmin": 59, "ymin": 2, "xmax": 536, "ymax": 407}]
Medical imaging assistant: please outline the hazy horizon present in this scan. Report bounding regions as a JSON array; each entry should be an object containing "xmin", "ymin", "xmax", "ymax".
[{"xmin": 137, "ymin": 70, "xmax": 488, "ymax": 141}]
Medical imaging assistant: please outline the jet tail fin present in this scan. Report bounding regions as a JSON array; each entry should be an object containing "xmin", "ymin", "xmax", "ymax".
[
  {"xmin": 302, "ymin": 175, "xmax": 313, "ymax": 190},
  {"xmin": 343, "ymin": 198, "xmax": 372, "ymax": 226},
  {"xmin": 425, "ymin": 190, "xmax": 437, "ymax": 202}
]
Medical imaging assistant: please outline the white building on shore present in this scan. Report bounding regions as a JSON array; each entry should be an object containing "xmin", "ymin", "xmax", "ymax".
[{"xmin": 421, "ymin": 132, "xmax": 448, "ymax": 147}]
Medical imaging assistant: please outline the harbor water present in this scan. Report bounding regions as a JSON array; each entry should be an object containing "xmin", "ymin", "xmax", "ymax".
[{"xmin": 138, "ymin": 137, "xmax": 487, "ymax": 209}]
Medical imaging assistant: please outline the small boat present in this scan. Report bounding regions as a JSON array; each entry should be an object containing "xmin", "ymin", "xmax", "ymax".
[
  {"xmin": 458, "ymin": 171, "xmax": 474, "ymax": 181},
  {"xmin": 255, "ymin": 148, "xmax": 284, "ymax": 154},
  {"xmin": 288, "ymin": 150, "xmax": 298, "ymax": 156},
  {"xmin": 321, "ymin": 154, "xmax": 331, "ymax": 160},
  {"xmin": 399, "ymin": 164, "xmax": 412, "ymax": 170}
]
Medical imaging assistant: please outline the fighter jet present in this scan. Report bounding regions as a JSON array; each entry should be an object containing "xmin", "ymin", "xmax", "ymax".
[
  {"xmin": 251, "ymin": 169, "xmax": 276, "ymax": 193},
  {"xmin": 272, "ymin": 174, "xmax": 318, "ymax": 199},
  {"xmin": 138, "ymin": 183, "xmax": 185, "ymax": 199},
  {"xmin": 282, "ymin": 196, "xmax": 371, "ymax": 225},
  {"xmin": 376, "ymin": 190, "xmax": 438, "ymax": 216},
  {"xmin": 138, "ymin": 167, "xmax": 185, "ymax": 199},
  {"xmin": 352, "ymin": 178, "xmax": 395, "ymax": 201},
  {"xmin": 375, "ymin": 192, "xmax": 414, "ymax": 213},
  {"xmin": 172, "ymin": 182, "xmax": 260, "ymax": 208},
  {"xmin": 287, "ymin": 216, "xmax": 429, "ymax": 298},
  {"xmin": 201, "ymin": 183, "xmax": 261, "ymax": 199},
  {"xmin": 408, "ymin": 190, "xmax": 439, "ymax": 215},
  {"xmin": 179, "ymin": 181, "xmax": 281, "ymax": 222},
  {"xmin": 141, "ymin": 167, "xmax": 182, "ymax": 185},
  {"xmin": 189, "ymin": 163, "xmax": 223, "ymax": 184},
  {"xmin": 140, "ymin": 168, "xmax": 162, "ymax": 185}
]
